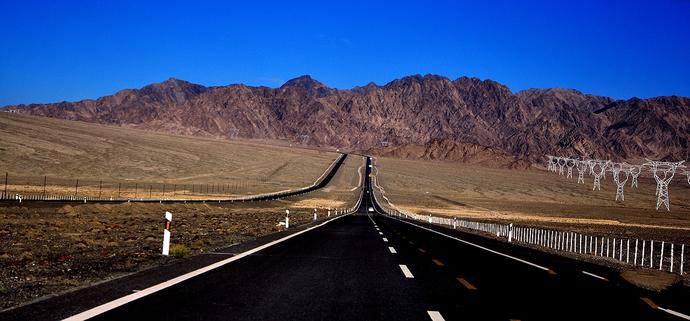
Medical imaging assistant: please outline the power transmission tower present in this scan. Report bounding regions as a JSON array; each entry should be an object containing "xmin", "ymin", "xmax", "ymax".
[
  {"xmin": 546, "ymin": 155, "xmax": 555, "ymax": 172},
  {"xmin": 610, "ymin": 163, "xmax": 630, "ymax": 202},
  {"xmin": 643, "ymin": 160, "xmax": 685, "ymax": 211},
  {"xmin": 589, "ymin": 160, "xmax": 610, "ymax": 191},
  {"xmin": 575, "ymin": 159, "xmax": 589, "ymax": 184},
  {"xmin": 565, "ymin": 158, "xmax": 577, "ymax": 179},
  {"xmin": 228, "ymin": 128, "xmax": 239, "ymax": 139},
  {"xmin": 629, "ymin": 165, "xmax": 642, "ymax": 188},
  {"xmin": 298, "ymin": 134, "xmax": 310, "ymax": 145},
  {"xmin": 557, "ymin": 157, "xmax": 566, "ymax": 175}
]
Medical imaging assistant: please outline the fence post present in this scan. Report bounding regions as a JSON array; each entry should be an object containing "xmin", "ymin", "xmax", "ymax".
[
  {"xmin": 606, "ymin": 237, "xmax": 611, "ymax": 257},
  {"xmin": 118, "ymin": 183, "xmax": 121, "ymax": 198},
  {"xmin": 98, "ymin": 180, "xmax": 102, "ymax": 199},
  {"xmin": 681, "ymin": 244, "xmax": 685, "ymax": 276},
  {"xmin": 149, "ymin": 185, "xmax": 152, "ymax": 199},
  {"xmin": 75, "ymin": 179, "xmax": 79, "ymax": 197},
  {"xmin": 3, "ymin": 172, "xmax": 7, "ymax": 199},
  {"xmin": 650, "ymin": 241, "xmax": 654, "ymax": 268},
  {"xmin": 43, "ymin": 176, "xmax": 47, "ymax": 198},
  {"xmin": 670, "ymin": 244, "xmax": 674, "ymax": 273}
]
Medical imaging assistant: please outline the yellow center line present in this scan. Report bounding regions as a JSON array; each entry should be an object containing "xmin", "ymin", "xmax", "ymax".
[
  {"xmin": 432, "ymin": 259, "xmax": 444, "ymax": 266},
  {"xmin": 456, "ymin": 277, "xmax": 477, "ymax": 290},
  {"xmin": 418, "ymin": 248, "xmax": 426, "ymax": 253},
  {"xmin": 641, "ymin": 297, "xmax": 658, "ymax": 310}
]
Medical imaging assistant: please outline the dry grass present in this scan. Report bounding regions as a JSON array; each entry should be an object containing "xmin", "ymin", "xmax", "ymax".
[
  {"xmin": 0, "ymin": 113, "xmax": 363, "ymax": 310},
  {"xmin": 0, "ymin": 113, "xmax": 338, "ymax": 197},
  {"xmin": 0, "ymin": 167, "xmax": 362, "ymax": 310},
  {"xmin": 374, "ymin": 157, "xmax": 690, "ymax": 244}
]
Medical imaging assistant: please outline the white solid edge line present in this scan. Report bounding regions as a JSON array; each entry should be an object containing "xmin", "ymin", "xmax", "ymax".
[
  {"xmin": 659, "ymin": 307, "xmax": 690, "ymax": 320},
  {"xmin": 399, "ymin": 264, "xmax": 414, "ymax": 278},
  {"xmin": 388, "ymin": 247, "xmax": 397, "ymax": 254},
  {"xmin": 62, "ymin": 214, "xmax": 351, "ymax": 321},
  {"xmin": 388, "ymin": 216, "xmax": 552, "ymax": 272},
  {"xmin": 427, "ymin": 310, "xmax": 445, "ymax": 321},
  {"xmin": 582, "ymin": 270, "xmax": 608, "ymax": 281},
  {"xmin": 383, "ymin": 238, "xmax": 388, "ymax": 242}
]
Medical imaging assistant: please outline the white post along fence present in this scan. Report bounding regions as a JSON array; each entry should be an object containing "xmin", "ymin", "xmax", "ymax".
[{"xmin": 370, "ymin": 170, "xmax": 687, "ymax": 277}]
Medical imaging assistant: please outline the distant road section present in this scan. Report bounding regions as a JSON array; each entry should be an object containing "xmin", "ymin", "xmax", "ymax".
[{"xmin": 0, "ymin": 153, "xmax": 347, "ymax": 204}]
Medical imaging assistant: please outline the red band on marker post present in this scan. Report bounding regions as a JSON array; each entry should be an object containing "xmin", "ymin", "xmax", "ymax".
[{"xmin": 162, "ymin": 211, "xmax": 172, "ymax": 255}]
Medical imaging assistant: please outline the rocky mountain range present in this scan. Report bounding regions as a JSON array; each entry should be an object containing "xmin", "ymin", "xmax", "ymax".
[{"xmin": 3, "ymin": 74, "xmax": 689, "ymax": 167}]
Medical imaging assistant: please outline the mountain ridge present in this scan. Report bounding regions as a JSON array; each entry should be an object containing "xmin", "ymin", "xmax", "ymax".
[{"xmin": 3, "ymin": 74, "xmax": 689, "ymax": 165}]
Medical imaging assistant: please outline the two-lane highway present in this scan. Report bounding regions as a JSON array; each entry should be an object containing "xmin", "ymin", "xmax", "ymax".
[{"xmin": 5, "ymin": 157, "xmax": 687, "ymax": 321}]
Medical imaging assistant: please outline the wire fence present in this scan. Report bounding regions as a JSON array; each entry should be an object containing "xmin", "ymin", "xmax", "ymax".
[{"xmin": 1, "ymin": 153, "xmax": 347, "ymax": 203}]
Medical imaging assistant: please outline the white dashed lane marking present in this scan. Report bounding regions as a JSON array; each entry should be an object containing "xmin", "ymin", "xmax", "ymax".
[
  {"xmin": 388, "ymin": 247, "xmax": 397, "ymax": 254},
  {"xmin": 582, "ymin": 271, "xmax": 608, "ymax": 281},
  {"xmin": 399, "ymin": 264, "xmax": 414, "ymax": 278},
  {"xmin": 382, "ymin": 238, "xmax": 388, "ymax": 242},
  {"xmin": 427, "ymin": 311, "xmax": 445, "ymax": 321}
]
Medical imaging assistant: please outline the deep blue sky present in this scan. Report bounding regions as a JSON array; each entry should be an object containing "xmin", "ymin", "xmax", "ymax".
[{"xmin": 1, "ymin": 0, "xmax": 690, "ymax": 106}]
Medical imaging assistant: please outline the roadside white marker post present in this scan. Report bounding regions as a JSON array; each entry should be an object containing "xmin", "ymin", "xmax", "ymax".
[
  {"xmin": 670, "ymin": 244, "xmax": 674, "ymax": 273},
  {"xmin": 681, "ymin": 244, "xmax": 685, "ymax": 276},
  {"xmin": 314, "ymin": 209, "xmax": 317, "ymax": 221},
  {"xmin": 604, "ymin": 237, "xmax": 608, "ymax": 256},
  {"xmin": 328, "ymin": 209, "xmax": 331, "ymax": 217},
  {"xmin": 508, "ymin": 224, "xmax": 513, "ymax": 243},
  {"xmin": 634, "ymin": 239, "xmax": 638, "ymax": 265},
  {"xmin": 162, "ymin": 211, "xmax": 172, "ymax": 256},
  {"xmin": 453, "ymin": 217, "xmax": 457, "ymax": 230},
  {"xmin": 660, "ymin": 242, "xmax": 665, "ymax": 271},
  {"xmin": 650, "ymin": 241, "xmax": 654, "ymax": 268},
  {"xmin": 285, "ymin": 210, "xmax": 290, "ymax": 229},
  {"xmin": 626, "ymin": 240, "xmax": 630, "ymax": 263}
]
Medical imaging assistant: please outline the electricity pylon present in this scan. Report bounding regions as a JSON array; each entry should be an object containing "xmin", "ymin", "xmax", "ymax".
[{"xmin": 643, "ymin": 160, "xmax": 685, "ymax": 211}]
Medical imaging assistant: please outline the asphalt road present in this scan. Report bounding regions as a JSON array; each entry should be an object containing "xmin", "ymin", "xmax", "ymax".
[{"xmin": 4, "ymin": 157, "xmax": 688, "ymax": 321}]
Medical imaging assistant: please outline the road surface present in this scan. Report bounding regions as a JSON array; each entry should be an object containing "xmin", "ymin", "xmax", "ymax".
[{"xmin": 2, "ymin": 157, "xmax": 687, "ymax": 321}]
